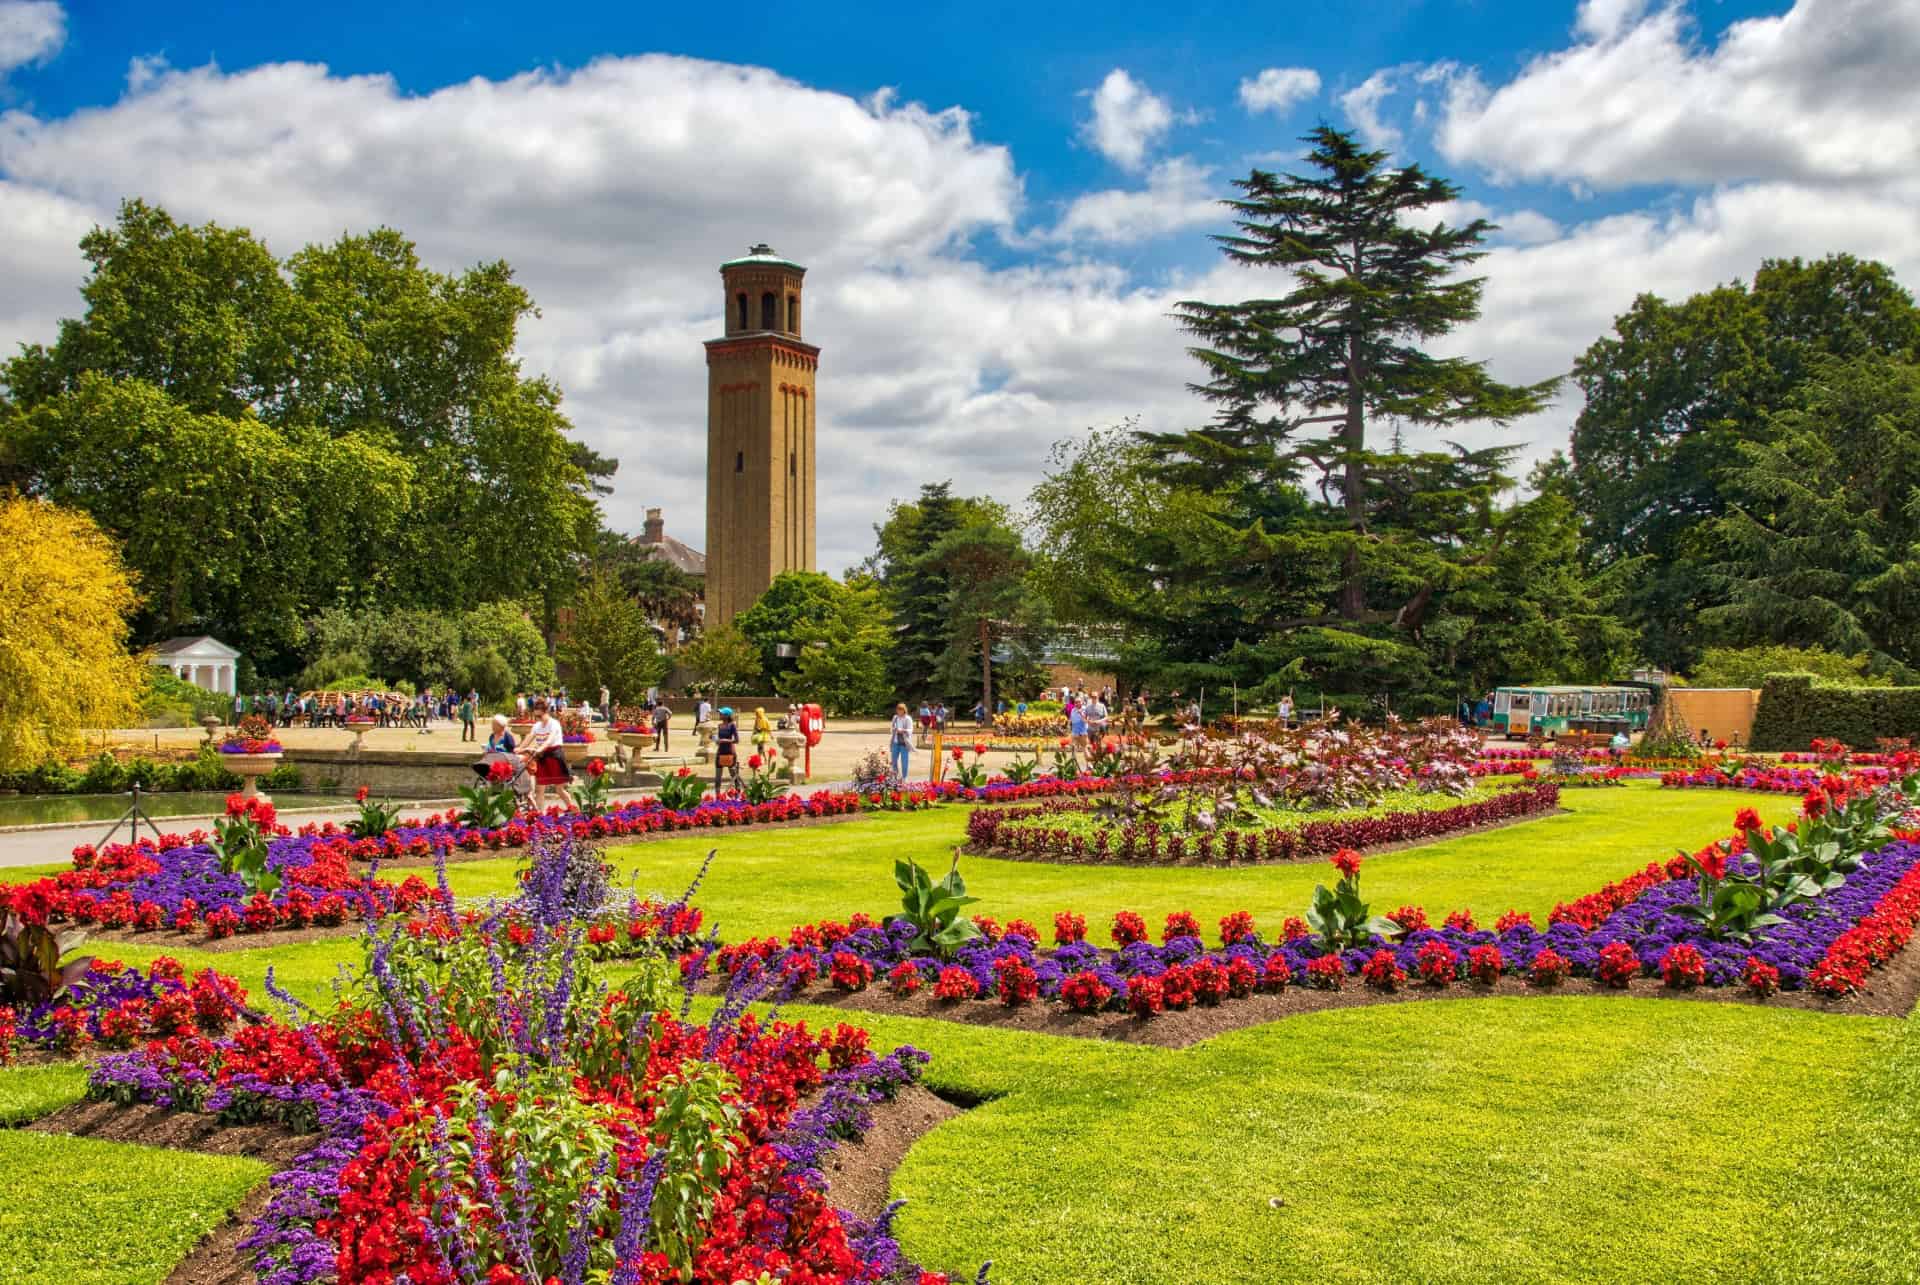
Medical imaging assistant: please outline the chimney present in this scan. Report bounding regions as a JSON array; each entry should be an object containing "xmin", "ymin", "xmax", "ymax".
[{"xmin": 642, "ymin": 508, "xmax": 664, "ymax": 544}]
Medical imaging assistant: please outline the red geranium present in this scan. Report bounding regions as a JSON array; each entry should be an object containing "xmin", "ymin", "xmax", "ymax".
[
  {"xmin": 1660, "ymin": 942, "xmax": 1706, "ymax": 989},
  {"xmin": 1529, "ymin": 948, "xmax": 1571, "ymax": 987},
  {"xmin": 1330, "ymin": 848, "xmax": 1362, "ymax": 879},
  {"xmin": 1597, "ymin": 940, "xmax": 1642, "ymax": 987},
  {"xmin": 1361, "ymin": 949, "xmax": 1405, "ymax": 991}
]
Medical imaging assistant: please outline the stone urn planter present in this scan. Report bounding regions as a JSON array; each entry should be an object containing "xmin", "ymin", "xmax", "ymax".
[
  {"xmin": 201, "ymin": 716, "xmax": 224, "ymax": 744},
  {"xmin": 613, "ymin": 730, "xmax": 653, "ymax": 770},
  {"xmin": 774, "ymin": 729, "xmax": 807, "ymax": 783},
  {"xmin": 560, "ymin": 741, "xmax": 612, "ymax": 768},
  {"xmin": 222, "ymin": 751, "xmax": 282, "ymax": 802},
  {"xmin": 510, "ymin": 721, "xmax": 535, "ymax": 743},
  {"xmin": 694, "ymin": 719, "xmax": 718, "ymax": 764}
]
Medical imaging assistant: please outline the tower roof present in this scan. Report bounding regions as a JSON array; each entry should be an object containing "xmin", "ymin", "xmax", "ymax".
[{"xmin": 719, "ymin": 243, "xmax": 806, "ymax": 273}]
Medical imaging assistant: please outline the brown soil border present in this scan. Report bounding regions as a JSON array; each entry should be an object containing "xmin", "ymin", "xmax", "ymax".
[
  {"xmin": 967, "ymin": 803, "xmax": 1570, "ymax": 867},
  {"xmin": 86, "ymin": 921, "xmax": 364, "ymax": 952},
  {"xmin": 788, "ymin": 936, "xmax": 1920, "ymax": 1049},
  {"xmin": 19, "ymin": 1081, "xmax": 961, "ymax": 1282}
]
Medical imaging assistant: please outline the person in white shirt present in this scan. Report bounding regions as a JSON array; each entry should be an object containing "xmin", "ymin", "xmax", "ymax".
[
  {"xmin": 520, "ymin": 697, "xmax": 576, "ymax": 812},
  {"xmin": 695, "ymin": 697, "xmax": 713, "ymax": 726},
  {"xmin": 889, "ymin": 702, "xmax": 914, "ymax": 783}
]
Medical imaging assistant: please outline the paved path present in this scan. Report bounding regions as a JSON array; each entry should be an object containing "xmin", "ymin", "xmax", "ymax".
[{"xmin": 0, "ymin": 778, "xmax": 861, "ymax": 870}]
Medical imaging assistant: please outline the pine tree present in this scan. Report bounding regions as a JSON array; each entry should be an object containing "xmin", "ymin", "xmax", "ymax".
[
  {"xmin": 1173, "ymin": 126, "xmax": 1554, "ymax": 621},
  {"xmin": 882, "ymin": 482, "xmax": 965, "ymax": 700}
]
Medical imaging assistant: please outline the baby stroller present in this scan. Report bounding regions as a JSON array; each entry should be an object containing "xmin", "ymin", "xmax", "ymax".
[{"xmin": 472, "ymin": 749, "xmax": 534, "ymax": 803}]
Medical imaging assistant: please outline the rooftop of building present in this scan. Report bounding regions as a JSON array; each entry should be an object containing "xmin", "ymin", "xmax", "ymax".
[{"xmin": 719, "ymin": 243, "xmax": 806, "ymax": 273}]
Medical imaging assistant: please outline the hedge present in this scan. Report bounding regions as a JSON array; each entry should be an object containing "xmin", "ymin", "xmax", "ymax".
[{"xmin": 1750, "ymin": 672, "xmax": 1920, "ymax": 751}]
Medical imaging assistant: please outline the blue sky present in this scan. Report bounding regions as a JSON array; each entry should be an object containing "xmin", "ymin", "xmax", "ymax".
[{"xmin": 2, "ymin": 0, "xmax": 1912, "ymax": 570}]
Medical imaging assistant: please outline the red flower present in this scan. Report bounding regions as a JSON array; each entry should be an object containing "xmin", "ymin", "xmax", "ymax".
[
  {"xmin": 950, "ymin": 748, "xmax": 964, "ymax": 761},
  {"xmin": 585, "ymin": 757, "xmax": 607, "ymax": 777},
  {"xmin": 1801, "ymin": 790, "xmax": 1829, "ymax": 818},
  {"xmin": 1415, "ymin": 940, "xmax": 1458, "ymax": 987},
  {"xmin": 887, "ymin": 961, "xmax": 923, "ymax": 996},
  {"xmin": 1659, "ymin": 942, "xmax": 1706, "ymax": 989},
  {"xmin": 972, "ymin": 741, "xmax": 987, "ymax": 755},
  {"xmin": 354, "ymin": 786, "xmax": 369, "ymax": 803},
  {"xmin": 933, "ymin": 966, "xmax": 979, "ymax": 1001},
  {"xmin": 1330, "ymin": 848, "xmax": 1362, "ymax": 878},
  {"xmin": 748, "ymin": 754, "xmax": 764, "ymax": 769},
  {"xmin": 1110, "ymin": 910, "xmax": 1148, "ymax": 947},
  {"xmin": 1467, "ymin": 944, "xmax": 1504, "ymax": 985},
  {"xmin": 1734, "ymin": 807, "xmax": 1764, "ymax": 834},
  {"xmin": 1529, "ymin": 948, "xmax": 1571, "ymax": 987},
  {"xmin": 1596, "ymin": 940, "xmax": 1642, "ymax": 987},
  {"xmin": 486, "ymin": 759, "xmax": 514, "ymax": 783},
  {"xmin": 1742, "ymin": 955, "xmax": 1780, "ymax": 998},
  {"xmin": 1361, "ymin": 949, "xmax": 1406, "ymax": 991},
  {"xmin": 1305, "ymin": 954, "xmax": 1347, "ymax": 990}
]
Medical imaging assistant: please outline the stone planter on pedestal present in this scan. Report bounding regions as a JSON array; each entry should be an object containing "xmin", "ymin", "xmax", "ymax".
[
  {"xmin": 774, "ymin": 729, "xmax": 806, "ymax": 784},
  {"xmin": 222, "ymin": 752, "xmax": 282, "ymax": 802},
  {"xmin": 560, "ymin": 741, "xmax": 612, "ymax": 769},
  {"xmin": 694, "ymin": 720, "xmax": 717, "ymax": 764},
  {"xmin": 614, "ymin": 731, "xmax": 652, "ymax": 772}
]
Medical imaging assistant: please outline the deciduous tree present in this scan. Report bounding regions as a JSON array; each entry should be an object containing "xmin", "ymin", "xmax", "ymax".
[{"xmin": 0, "ymin": 499, "xmax": 145, "ymax": 770}]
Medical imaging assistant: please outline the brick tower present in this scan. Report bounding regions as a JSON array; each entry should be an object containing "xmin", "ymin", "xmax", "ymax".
[{"xmin": 704, "ymin": 244, "xmax": 818, "ymax": 628}]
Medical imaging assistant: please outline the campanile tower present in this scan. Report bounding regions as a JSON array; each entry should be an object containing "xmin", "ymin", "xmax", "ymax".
[{"xmin": 704, "ymin": 244, "xmax": 819, "ymax": 628}]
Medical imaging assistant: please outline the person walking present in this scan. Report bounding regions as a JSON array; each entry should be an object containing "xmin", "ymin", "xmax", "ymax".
[
  {"xmin": 889, "ymin": 702, "xmax": 914, "ymax": 783},
  {"xmin": 695, "ymin": 695, "xmax": 713, "ymax": 727},
  {"xmin": 520, "ymin": 698, "xmax": 576, "ymax": 812},
  {"xmin": 712, "ymin": 707, "xmax": 743, "ymax": 793},
  {"xmin": 458, "ymin": 692, "xmax": 476, "ymax": 742},
  {"xmin": 651, "ymin": 699, "xmax": 671, "ymax": 751},
  {"xmin": 1068, "ymin": 700, "xmax": 1090, "ymax": 768}
]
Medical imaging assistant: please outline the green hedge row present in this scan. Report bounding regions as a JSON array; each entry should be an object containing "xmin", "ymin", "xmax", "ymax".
[{"xmin": 1750, "ymin": 673, "xmax": 1920, "ymax": 750}]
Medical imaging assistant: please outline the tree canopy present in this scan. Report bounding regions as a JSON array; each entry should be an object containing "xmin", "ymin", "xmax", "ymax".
[{"xmin": 0, "ymin": 200, "xmax": 604, "ymax": 675}]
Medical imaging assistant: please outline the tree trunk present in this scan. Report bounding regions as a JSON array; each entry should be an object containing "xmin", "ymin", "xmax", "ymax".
[
  {"xmin": 978, "ymin": 616, "xmax": 993, "ymax": 722},
  {"xmin": 1339, "ymin": 330, "xmax": 1368, "ymax": 620}
]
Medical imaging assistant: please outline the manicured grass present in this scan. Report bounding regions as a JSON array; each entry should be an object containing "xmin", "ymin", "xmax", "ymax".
[
  {"xmin": 0, "ymin": 1130, "xmax": 267, "ymax": 1284},
  {"xmin": 0, "ymin": 862, "xmax": 67, "ymax": 884},
  {"xmin": 585, "ymin": 779, "xmax": 1779, "ymax": 942},
  {"xmin": 0, "ymin": 1061, "xmax": 89, "ymax": 1124},
  {"xmin": 66, "ymin": 781, "xmax": 1785, "ymax": 1013},
  {"xmin": 10, "ymin": 780, "xmax": 1899, "ymax": 1285},
  {"xmin": 808, "ymin": 997, "xmax": 1917, "ymax": 1285}
]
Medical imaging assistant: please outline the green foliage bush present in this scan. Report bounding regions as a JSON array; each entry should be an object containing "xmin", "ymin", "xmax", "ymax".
[
  {"xmin": 1750, "ymin": 673, "xmax": 1920, "ymax": 750},
  {"xmin": 140, "ymin": 670, "xmax": 228, "ymax": 727},
  {"xmin": 457, "ymin": 646, "xmax": 515, "ymax": 702},
  {"xmin": 0, "ymin": 746, "xmax": 243, "ymax": 796},
  {"xmin": 1691, "ymin": 645, "xmax": 1873, "ymax": 690},
  {"xmin": 298, "ymin": 649, "xmax": 378, "ymax": 690}
]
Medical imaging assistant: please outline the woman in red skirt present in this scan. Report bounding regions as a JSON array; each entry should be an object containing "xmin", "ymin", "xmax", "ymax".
[{"xmin": 521, "ymin": 697, "xmax": 576, "ymax": 812}]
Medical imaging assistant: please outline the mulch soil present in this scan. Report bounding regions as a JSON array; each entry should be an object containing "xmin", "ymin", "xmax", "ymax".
[
  {"xmin": 787, "ymin": 937, "xmax": 1920, "ymax": 1049},
  {"xmin": 966, "ymin": 805, "xmax": 1570, "ymax": 867},
  {"xmin": 816, "ymin": 1083, "xmax": 962, "ymax": 1222},
  {"xmin": 17, "ymin": 1076, "xmax": 963, "ymax": 1281},
  {"xmin": 85, "ymin": 922, "xmax": 363, "ymax": 952}
]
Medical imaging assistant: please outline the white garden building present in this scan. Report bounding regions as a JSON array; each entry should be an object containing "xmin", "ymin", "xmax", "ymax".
[{"xmin": 152, "ymin": 635, "xmax": 242, "ymax": 695}]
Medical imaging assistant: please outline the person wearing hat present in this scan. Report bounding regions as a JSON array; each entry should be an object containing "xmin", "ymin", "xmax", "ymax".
[{"xmin": 713, "ymin": 706, "xmax": 743, "ymax": 792}]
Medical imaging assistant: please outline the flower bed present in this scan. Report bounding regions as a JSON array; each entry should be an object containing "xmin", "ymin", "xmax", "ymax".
[
  {"xmin": 78, "ymin": 852, "xmax": 970, "ymax": 1285},
  {"xmin": 965, "ymin": 781, "xmax": 1561, "ymax": 864},
  {"xmin": 218, "ymin": 738, "xmax": 284, "ymax": 754},
  {"xmin": 705, "ymin": 795, "xmax": 1920, "ymax": 1038},
  {"xmin": 1660, "ymin": 765, "xmax": 1898, "ymax": 795},
  {"xmin": 0, "ymin": 957, "xmax": 248, "ymax": 1063}
]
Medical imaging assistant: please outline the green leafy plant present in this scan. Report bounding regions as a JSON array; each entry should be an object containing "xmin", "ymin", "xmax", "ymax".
[
  {"xmin": 738, "ymin": 752, "xmax": 790, "ymax": 805},
  {"xmin": 346, "ymin": 789, "xmax": 404, "ymax": 839},
  {"xmin": 1002, "ymin": 754, "xmax": 1039, "ymax": 785},
  {"xmin": 950, "ymin": 744, "xmax": 990, "ymax": 790},
  {"xmin": 656, "ymin": 766, "xmax": 707, "ymax": 812},
  {"xmin": 1049, "ymin": 746, "xmax": 1081, "ymax": 781},
  {"xmin": 574, "ymin": 757, "xmax": 614, "ymax": 816},
  {"xmin": 0, "ymin": 911, "xmax": 94, "ymax": 1006},
  {"xmin": 457, "ymin": 777, "xmax": 518, "ymax": 830},
  {"xmin": 1305, "ymin": 853, "xmax": 1399, "ymax": 952},
  {"xmin": 211, "ymin": 805, "xmax": 280, "ymax": 895},
  {"xmin": 894, "ymin": 855, "xmax": 981, "ymax": 957}
]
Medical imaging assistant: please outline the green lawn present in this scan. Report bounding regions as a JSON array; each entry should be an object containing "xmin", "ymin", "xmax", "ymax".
[{"xmin": 10, "ymin": 780, "xmax": 1915, "ymax": 1284}]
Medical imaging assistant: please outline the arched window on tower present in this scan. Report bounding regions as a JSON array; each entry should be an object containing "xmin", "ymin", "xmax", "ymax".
[
  {"xmin": 736, "ymin": 293, "xmax": 748, "ymax": 331},
  {"xmin": 761, "ymin": 292, "xmax": 778, "ymax": 330},
  {"xmin": 787, "ymin": 296, "xmax": 799, "ymax": 333},
  {"xmin": 735, "ymin": 451, "xmax": 744, "ymax": 473}
]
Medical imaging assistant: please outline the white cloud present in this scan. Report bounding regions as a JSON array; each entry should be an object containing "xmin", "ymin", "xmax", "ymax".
[
  {"xmin": 0, "ymin": 0, "xmax": 63, "ymax": 73},
  {"xmin": 1081, "ymin": 68, "xmax": 1187, "ymax": 172},
  {"xmin": 1238, "ymin": 66, "xmax": 1320, "ymax": 116},
  {"xmin": 1575, "ymin": 0, "xmax": 1652, "ymax": 42},
  {"xmin": 1042, "ymin": 157, "xmax": 1221, "ymax": 245},
  {"xmin": 1339, "ymin": 69, "xmax": 1402, "ymax": 149},
  {"xmin": 0, "ymin": 54, "xmax": 1231, "ymax": 571},
  {"xmin": 1435, "ymin": 0, "xmax": 1920, "ymax": 189}
]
